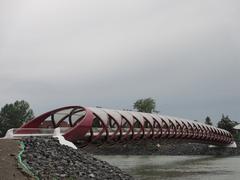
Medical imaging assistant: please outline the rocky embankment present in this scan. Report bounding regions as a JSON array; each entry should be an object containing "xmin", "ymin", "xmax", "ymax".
[
  {"xmin": 21, "ymin": 137, "xmax": 134, "ymax": 180},
  {"xmin": 2, "ymin": 137, "xmax": 239, "ymax": 180},
  {"xmin": 84, "ymin": 140, "xmax": 240, "ymax": 156}
]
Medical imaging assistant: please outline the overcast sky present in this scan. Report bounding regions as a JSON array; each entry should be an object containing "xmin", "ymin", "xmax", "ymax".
[{"xmin": 0, "ymin": 0, "xmax": 239, "ymax": 124}]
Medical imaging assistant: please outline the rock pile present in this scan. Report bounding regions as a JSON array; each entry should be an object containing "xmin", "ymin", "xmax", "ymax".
[{"xmin": 21, "ymin": 137, "xmax": 134, "ymax": 180}]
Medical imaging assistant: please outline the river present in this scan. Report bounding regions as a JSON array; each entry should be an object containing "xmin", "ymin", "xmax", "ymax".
[{"xmin": 96, "ymin": 155, "xmax": 240, "ymax": 180}]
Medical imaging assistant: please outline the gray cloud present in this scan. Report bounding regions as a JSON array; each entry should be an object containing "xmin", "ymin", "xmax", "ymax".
[{"xmin": 0, "ymin": 0, "xmax": 240, "ymax": 123}]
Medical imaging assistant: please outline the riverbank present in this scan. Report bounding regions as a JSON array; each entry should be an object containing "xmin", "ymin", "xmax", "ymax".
[
  {"xmin": 21, "ymin": 137, "xmax": 133, "ymax": 179},
  {"xmin": 83, "ymin": 140, "xmax": 240, "ymax": 156},
  {"xmin": 0, "ymin": 137, "xmax": 134, "ymax": 179},
  {"xmin": 1, "ymin": 137, "xmax": 239, "ymax": 179}
]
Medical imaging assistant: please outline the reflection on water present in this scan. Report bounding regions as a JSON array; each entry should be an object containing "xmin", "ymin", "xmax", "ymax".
[{"xmin": 96, "ymin": 155, "xmax": 240, "ymax": 180}]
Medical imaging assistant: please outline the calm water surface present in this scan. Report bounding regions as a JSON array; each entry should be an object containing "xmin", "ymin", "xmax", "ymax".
[{"xmin": 96, "ymin": 155, "xmax": 240, "ymax": 180}]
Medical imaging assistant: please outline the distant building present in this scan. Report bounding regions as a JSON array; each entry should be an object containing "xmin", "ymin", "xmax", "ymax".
[{"xmin": 233, "ymin": 124, "xmax": 240, "ymax": 141}]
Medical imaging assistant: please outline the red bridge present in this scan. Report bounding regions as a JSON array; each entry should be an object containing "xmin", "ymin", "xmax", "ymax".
[{"xmin": 19, "ymin": 106, "xmax": 234, "ymax": 147}]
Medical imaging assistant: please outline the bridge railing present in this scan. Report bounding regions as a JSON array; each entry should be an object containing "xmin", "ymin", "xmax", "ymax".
[{"xmin": 3, "ymin": 127, "xmax": 71, "ymax": 139}]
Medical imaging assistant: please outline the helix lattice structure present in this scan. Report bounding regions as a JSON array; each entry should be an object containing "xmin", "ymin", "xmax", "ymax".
[{"xmin": 20, "ymin": 106, "xmax": 233, "ymax": 146}]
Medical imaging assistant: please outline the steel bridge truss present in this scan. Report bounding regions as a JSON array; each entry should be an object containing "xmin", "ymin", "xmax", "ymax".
[{"xmin": 20, "ymin": 106, "xmax": 234, "ymax": 146}]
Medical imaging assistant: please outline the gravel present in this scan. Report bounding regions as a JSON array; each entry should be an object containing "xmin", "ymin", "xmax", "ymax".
[{"xmin": 21, "ymin": 137, "xmax": 134, "ymax": 180}]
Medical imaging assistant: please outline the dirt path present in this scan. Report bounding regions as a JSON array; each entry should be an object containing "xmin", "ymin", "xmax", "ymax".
[{"xmin": 0, "ymin": 139, "xmax": 31, "ymax": 180}]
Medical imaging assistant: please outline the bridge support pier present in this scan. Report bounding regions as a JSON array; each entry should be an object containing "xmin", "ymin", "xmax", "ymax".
[{"xmin": 209, "ymin": 141, "xmax": 237, "ymax": 148}]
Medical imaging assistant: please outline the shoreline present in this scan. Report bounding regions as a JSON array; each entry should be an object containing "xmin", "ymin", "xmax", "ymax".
[
  {"xmin": 83, "ymin": 140, "xmax": 240, "ymax": 156},
  {"xmin": 1, "ymin": 137, "xmax": 239, "ymax": 180}
]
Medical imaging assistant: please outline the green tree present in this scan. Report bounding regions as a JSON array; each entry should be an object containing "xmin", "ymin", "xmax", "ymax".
[
  {"xmin": 133, "ymin": 98, "xmax": 156, "ymax": 113},
  {"xmin": 205, "ymin": 116, "xmax": 213, "ymax": 125},
  {"xmin": 217, "ymin": 114, "xmax": 237, "ymax": 134},
  {"xmin": 0, "ymin": 100, "xmax": 34, "ymax": 137}
]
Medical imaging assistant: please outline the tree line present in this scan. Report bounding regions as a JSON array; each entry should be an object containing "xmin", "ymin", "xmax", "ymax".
[{"xmin": 205, "ymin": 115, "xmax": 238, "ymax": 134}]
